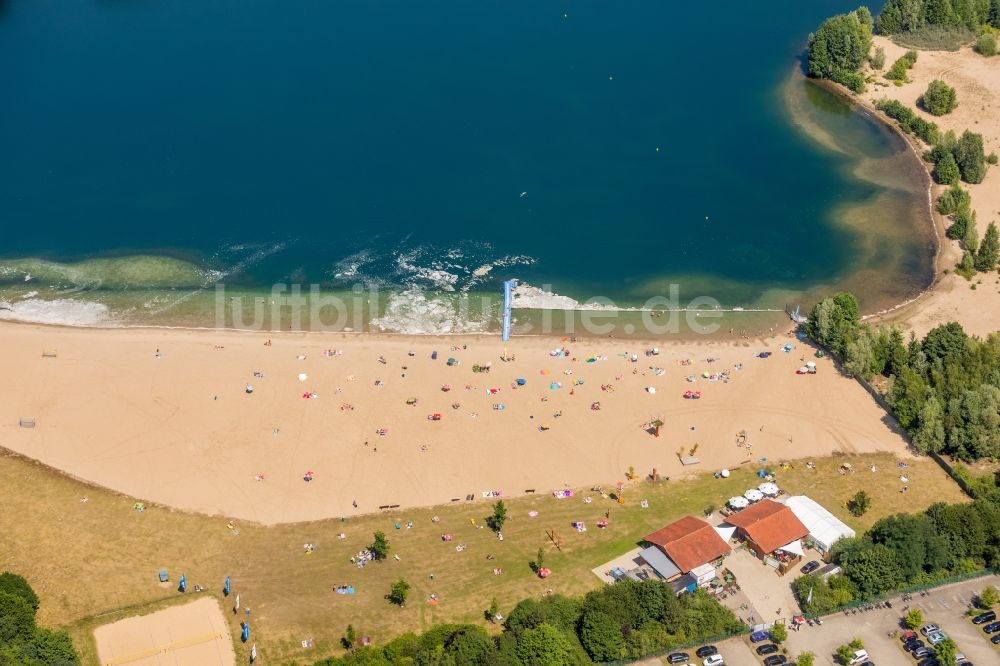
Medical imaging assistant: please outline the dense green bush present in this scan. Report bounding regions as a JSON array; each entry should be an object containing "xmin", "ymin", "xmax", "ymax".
[
  {"xmin": 806, "ymin": 292, "xmax": 860, "ymax": 358},
  {"xmin": 875, "ymin": 98, "xmax": 941, "ymax": 144},
  {"xmin": 947, "ymin": 206, "xmax": 975, "ymax": 241},
  {"xmin": 954, "ymin": 130, "xmax": 988, "ymax": 182},
  {"xmin": 920, "ymin": 79, "xmax": 958, "ymax": 115},
  {"xmin": 879, "ymin": 0, "xmax": 995, "ymax": 34},
  {"xmin": 976, "ymin": 222, "xmax": 1000, "ymax": 271},
  {"xmin": 886, "ymin": 56, "xmax": 913, "ymax": 81},
  {"xmin": 977, "ymin": 32, "xmax": 998, "ymax": 55},
  {"xmin": 933, "ymin": 151, "xmax": 961, "ymax": 184}
]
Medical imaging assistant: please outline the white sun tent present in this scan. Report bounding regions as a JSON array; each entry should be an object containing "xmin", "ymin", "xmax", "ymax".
[{"xmin": 785, "ymin": 495, "xmax": 855, "ymax": 552}]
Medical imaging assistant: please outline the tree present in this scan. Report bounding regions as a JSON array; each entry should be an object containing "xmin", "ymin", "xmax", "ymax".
[
  {"xmin": 807, "ymin": 292, "xmax": 860, "ymax": 357},
  {"xmin": 977, "ymin": 32, "xmax": 998, "ymax": 56},
  {"xmin": 848, "ymin": 490, "xmax": 871, "ymax": 517},
  {"xmin": 981, "ymin": 585, "xmax": 999, "ymax": 608},
  {"xmin": 975, "ymin": 222, "xmax": 999, "ymax": 272},
  {"xmin": 0, "ymin": 573, "xmax": 39, "ymax": 612},
  {"xmin": 965, "ymin": 216, "xmax": 980, "ymax": 254},
  {"xmin": 905, "ymin": 607, "xmax": 924, "ymax": 628},
  {"xmin": 836, "ymin": 640, "xmax": 865, "ymax": 665},
  {"xmin": 843, "ymin": 544, "xmax": 903, "ymax": 595},
  {"xmin": 770, "ymin": 622, "xmax": 788, "ymax": 643},
  {"xmin": 955, "ymin": 130, "xmax": 988, "ymax": 183},
  {"xmin": 921, "ymin": 79, "xmax": 958, "ymax": 115},
  {"xmin": 935, "ymin": 637, "xmax": 958, "ymax": 666},
  {"xmin": 446, "ymin": 627, "xmax": 499, "ymax": 665},
  {"xmin": 808, "ymin": 8, "xmax": 874, "ymax": 85},
  {"xmin": 388, "ymin": 578, "xmax": 410, "ymax": 606},
  {"xmin": 579, "ymin": 610, "xmax": 627, "ymax": 661},
  {"xmin": 370, "ymin": 531, "xmax": 390, "ymax": 560},
  {"xmin": 798, "ymin": 652, "xmax": 816, "ymax": 666},
  {"xmin": 0, "ymin": 590, "xmax": 36, "ymax": 645},
  {"xmin": 933, "ymin": 151, "xmax": 961, "ymax": 184},
  {"xmin": 870, "ymin": 46, "xmax": 886, "ymax": 69},
  {"xmin": 514, "ymin": 623, "xmax": 573, "ymax": 666},
  {"xmin": 488, "ymin": 597, "xmax": 500, "ymax": 622},
  {"xmin": 18, "ymin": 627, "xmax": 80, "ymax": 666},
  {"xmin": 488, "ymin": 499, "xmax": 507, "ymax": 532},
  {"xmin": 936, "ymin": 183, "xmax": 971, "ymax": 215},
  {"xmin": 947, "ymin": 206, "xmax": 975, "ymax": 241},
  {"xmin": 914, "ymin": 394, "xmax": 946, "ymax": 452},
  {"xmin": 342, "ymin": 624, "xmax": 356, "ymax": 649}
]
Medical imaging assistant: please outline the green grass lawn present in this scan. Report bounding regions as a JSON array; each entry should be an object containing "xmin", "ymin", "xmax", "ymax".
[{"xmin": 0, "ymin": 449, "xmax": 968, "ymax": 664}]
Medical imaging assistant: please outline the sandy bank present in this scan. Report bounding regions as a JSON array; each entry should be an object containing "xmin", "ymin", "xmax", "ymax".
[{"xmin": 0, "ymin": 321, "xmax": 913, "ymax": 524}]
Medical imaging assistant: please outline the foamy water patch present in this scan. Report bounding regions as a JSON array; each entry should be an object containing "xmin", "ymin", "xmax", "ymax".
[
  {"xmin": 0, "ymin": 298, "xmax": 113, "ymax": 326},
  {"xmin": 370, "ymin": 289, "xmax": 492, "ymax": 335}
]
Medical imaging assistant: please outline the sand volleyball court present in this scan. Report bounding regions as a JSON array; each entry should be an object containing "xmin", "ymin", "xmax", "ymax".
[{"xmin": 94, "ymin": 597, "xmax": 234, "ymax": 666}]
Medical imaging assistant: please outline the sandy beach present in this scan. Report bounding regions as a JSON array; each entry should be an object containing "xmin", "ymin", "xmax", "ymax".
[
  {"xmin": 857, "ymin": 36, "xmax": 1000, "ymax": 338},
  {"xmin": 0, "ymin": 322, "xmax": 913, "ymax": 524}
]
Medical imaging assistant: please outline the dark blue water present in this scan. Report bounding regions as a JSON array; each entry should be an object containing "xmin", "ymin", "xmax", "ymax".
[{"xmin": 0, "ymin": 1, "xmax": 931, "ymax": 329}]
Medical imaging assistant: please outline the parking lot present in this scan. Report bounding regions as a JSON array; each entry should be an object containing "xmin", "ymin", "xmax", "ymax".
[{"xmin": 645, "ymin": 575, "xmax": 1000, "ymax": 665}]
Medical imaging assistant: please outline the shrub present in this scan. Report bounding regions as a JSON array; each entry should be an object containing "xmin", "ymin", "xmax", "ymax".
[
  {"xmin": 905, "ymin": 607, "xmax": 923, "ymax": 628},
  {"xmin": 0, "ymin": 573, "xmax": 39, "ymax": 612},
  {"xmin": 886, "ymin": 56, "xmax": 911, "ymax": 81},
  {"xmin": 770, "ymin": 622, "xmax": 788, "ymax": 643},
  {"xmin": 936, "ymin": 183, "xmax": 971, "ymax": 215},
  {"xmin": 933, "ymin": 151, "xmax": 960, "ymax": 184},
  {"xmin": 947, "ymin": 206, "xmax": 975, "ymax": 241},
  {"xmin": 903, "ymin": 50, "xmax": 918, "ymax": 65},
  {"xmin": 835, "ymin": 70, "xmax": 867, "ymax": 93},
  {"xmin": 981, "ymin": 585, "xmax": 999, "ymax": 608},
  {"xmin": 976, "ymin": 32, "xmax": 998, "ymax": 56},
  {"xmin": 987, "ymin": 152, "xmax": 998, "ymax": 165},
  {"xmin": 870, "ymin": 46, "xmax": 886, "ymax": 69},
  {"xmin": 488, "ymin": 499, "xmax": 507, "ymax": 532},
  {"xmin": 920, "ymin": 79, "xmax": 958, "ymax": 115},
  {"xmin": 848, "ymin": 490, "xmax": 871, "ymax": 516},
  {"xmin": 388, "ymin": 578, "xmax": 410, "ymax": 605}
]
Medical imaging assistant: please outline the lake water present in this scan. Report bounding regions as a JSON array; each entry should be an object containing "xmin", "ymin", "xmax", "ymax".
[{"xmin": 0, "ymin": 1, "xmax": 933, "ymax": 335}]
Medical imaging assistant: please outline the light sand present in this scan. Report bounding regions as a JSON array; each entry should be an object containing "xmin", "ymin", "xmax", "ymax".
[
  {"xmin": 1, "ymin": 322, "xmax": 913, "ymax": 524},
  {"xmin": 859, "ymin": 37, "xmax": 1000, "ymax": 338},
  {"xmin": 93, "ymin": 597, "xmax": 235, "ymax": 666}
]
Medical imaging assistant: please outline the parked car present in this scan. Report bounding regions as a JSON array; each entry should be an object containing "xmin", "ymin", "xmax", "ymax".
[
  {"xmin": 860, "ymin": 662, "xmax": 875, "ymax": 666},
  {"xmin": 801, "ymin": 560, "xmax": 820, "ymax": 574},
  {"xmin": 920, "ymin": 624, "xmax": 941, "ymax": 636},
  {"xmin": 916, "ymin": 659, "xmax": 939, "ymax": 666},
  {"xmin": 993, "ymin": 633, "xmax": 1000, "ymax": 644},
  {"xmin": 913, "ymin": 647, "xmax": 936, "ymax": 659},
  {"xmin": 982, "ymin": 620, "xmax": 1000, "ymax": 633},
  {"xmin": 756, "ymin": 643, "xmax": 778, "ymax": 656},
  {"xmin": 703, "ymin": 655, "xmax": 724, "ymax": 666},
  {"xmin": 927, "ymin": 631, "xmax": 948, "ymax": 645},
  {"xmin": 749, "ymin": 630, "xmax": 771, "ymax": 643},
  {"xmin": 848, "ymin": 651, "xmax": 869, "ymax": 665},
  {"xmin": 904, "ymin": 638, "xmax": 925, "ymax": 652},
  {"xmin": 900, "ymin": 630, "xmax": 916, "ymax": 642},
  {"xmin": 667, "ymin": 653, "xmax": 689, "ymax": 664},
  {"xmin": 696, "ymin": 646, "xmax": 719, "ymax": 658},
  {"xmin": 763, "ymin": 656, "xmax": 787, "ymax": 666},
  {"xmin": 972, "ymin": 610, "xmax": 996, "ymax": 624}
]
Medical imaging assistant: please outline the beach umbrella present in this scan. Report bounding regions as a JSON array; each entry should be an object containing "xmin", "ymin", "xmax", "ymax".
[
  {"xmin": 224, "ymin": 576, "xmax": 231, "ymax": 596},
  {"xmin": 298, "ymin": 373, "xmax": 308, "ymax": 381},
  {"xmin": 744, "ymin": 488, "xmax": 764, "ymax": 502},
  {"xmin": 728, "ymin": 496, "xmax": 748, "ymax": 509},
  {"xmin": 241, "ymin": 622, "xmax": 250, "ymax": 643},
  {"xmin": 178, "ymin": 574, "xmax": 186, "ymax": 593},
  {"xmin": 758, "ymin": 482, "xmax": 779, "ymax": 496},
  {"xmin": 720, "ymin": 469, "xmax": 731, "ymax": 478}
]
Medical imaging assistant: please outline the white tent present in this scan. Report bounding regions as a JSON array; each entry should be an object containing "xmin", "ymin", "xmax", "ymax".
[
  {"xmin": 777, "ymin": 539, "xmax": 804, "ymax": 556},
  {"xmin": 714, "ymin": 524, "xmax": 737, "ymax": 543},
  {"xmin": 785, "ymin": 495, "xmax": 856, "ymax": 552}
]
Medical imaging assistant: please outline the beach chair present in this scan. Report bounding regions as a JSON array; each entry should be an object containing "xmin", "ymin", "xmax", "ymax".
[{"xmin": 158, "ymin": 569, "xmax": 169, "ymax": 582}]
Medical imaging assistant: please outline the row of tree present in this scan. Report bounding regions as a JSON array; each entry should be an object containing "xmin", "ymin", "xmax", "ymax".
[
  {"xmin": 0, "ymin": 572, "xmax": 79, "ymax": 665},
  {"xmin": 316, "ymin": 582, "xmax": 743, "ymax": 665},
  {"xmin": 876, "ymin": 0, "xmax": 1000, "ymax": 34},
  {"xmin": 796, "ymin": 471, "xmax": 1000, "ymax": 614},
  {"xmin": 807, "ymin": 296, "xmax": 1000, "ymax": 460}
]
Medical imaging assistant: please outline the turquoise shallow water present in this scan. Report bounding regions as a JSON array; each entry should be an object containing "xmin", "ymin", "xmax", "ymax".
[{"xmin": 0, "ymin": 1, "xmax": 933, "ymax": 334}]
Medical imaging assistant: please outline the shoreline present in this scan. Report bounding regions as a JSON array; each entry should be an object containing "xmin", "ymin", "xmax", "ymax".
[{"xmin": 809, "ymin": 76, "xmax": 947, "ymax": 325}]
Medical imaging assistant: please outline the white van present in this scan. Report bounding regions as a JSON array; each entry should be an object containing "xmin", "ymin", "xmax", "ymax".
[{"xmin": 848, "ymin": 650, "xmax": 869, "ymax": 665}]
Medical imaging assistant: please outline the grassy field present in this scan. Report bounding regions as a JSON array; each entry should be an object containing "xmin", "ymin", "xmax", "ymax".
[{"xmin": 0, "ymin": 448, "xmax": 968, "ymax": 665}]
